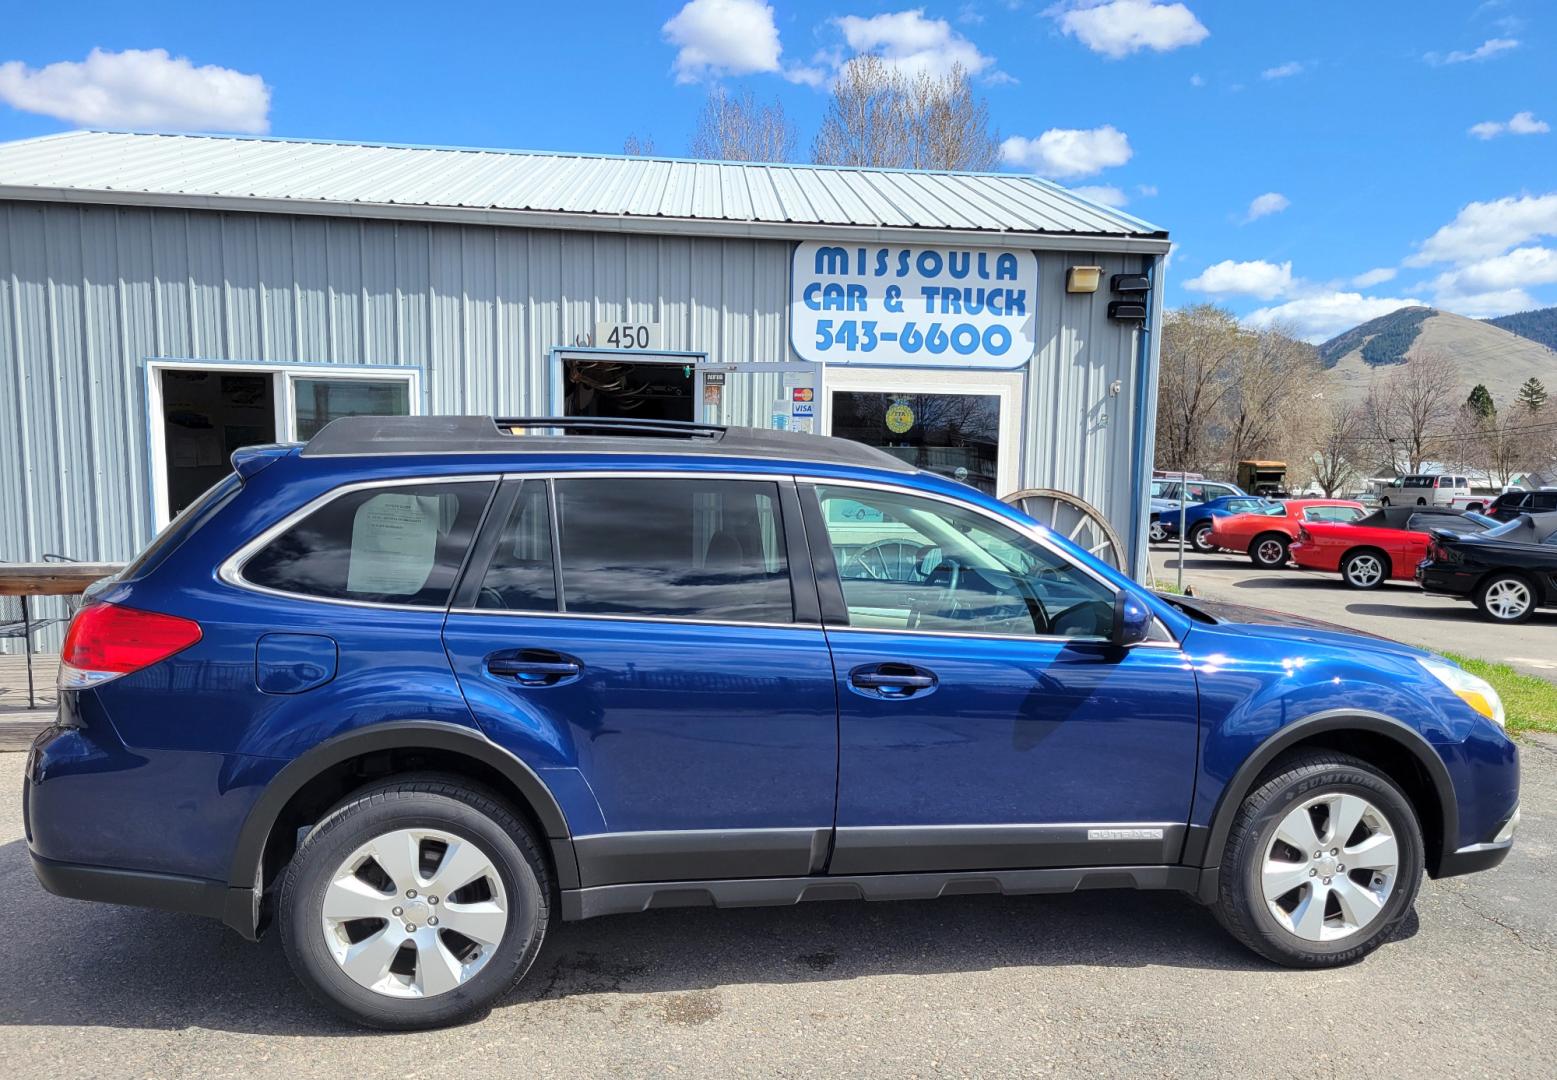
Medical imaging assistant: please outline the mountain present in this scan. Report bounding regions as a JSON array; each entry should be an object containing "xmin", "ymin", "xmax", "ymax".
[
  {"xmin": 1318, "ymin": 305, "xmax": 1557, "ymax": 406},
  {"xmin": 1485, "ymin": 306, "xmax": 1557, "ymax": 352}
]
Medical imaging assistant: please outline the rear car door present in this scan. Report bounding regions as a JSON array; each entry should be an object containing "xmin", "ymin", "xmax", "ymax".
[
  {"xmin": 801, "ymin": 481, "xmax": 1199, "ymax": 875},
  {"xmin": 442, "ymin": 473, "xmax": 839, "ymax": 889}
]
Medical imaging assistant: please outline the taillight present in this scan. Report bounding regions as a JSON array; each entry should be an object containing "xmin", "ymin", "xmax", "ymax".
[
  {"xmin": 1297, "ymin": 527, "xmax": 1311, "ymax": 544},
  {"xmin": 58, "ymin": 602, "xmax": 203, "ymax": 690}
]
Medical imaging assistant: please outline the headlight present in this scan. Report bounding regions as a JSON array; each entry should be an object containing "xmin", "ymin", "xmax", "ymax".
[{"xmin": 1418, "ymin": 657, "xmax": 1505, "ymax": 728}]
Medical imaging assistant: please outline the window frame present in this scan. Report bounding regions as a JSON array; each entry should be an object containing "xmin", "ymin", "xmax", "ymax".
[
  {"xmin": 219, "ymin": 474, "xmax": 501, "ymax": 611},
  {"xmin": 796, "ymin": 476, "xmax": 1176, "ymax": 646},
  {"xmin": 450, "ymin": 471, "xmax": 820, "ymax": 628}
]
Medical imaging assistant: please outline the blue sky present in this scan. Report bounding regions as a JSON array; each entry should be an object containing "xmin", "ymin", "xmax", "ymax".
[{"xmin": 2, "ymin": 1, "xmax": 1553, "ymax": 341}]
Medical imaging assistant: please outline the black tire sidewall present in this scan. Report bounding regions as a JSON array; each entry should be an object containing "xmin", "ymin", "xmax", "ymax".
[
  {"xmin": 1250, "ymin": 534, "xmax": 1287, "ymax": 568},
  {"xmin": 1225, "ymin": 760, "xmax": 1423, "ymax": 965},
  {"xmin": 280, "ymin": 788, "xmax": 546, "ymax": 1029},
  {"xmin": 1191, "ymin": 523, "xmax": 1215, "ymax": 553}
]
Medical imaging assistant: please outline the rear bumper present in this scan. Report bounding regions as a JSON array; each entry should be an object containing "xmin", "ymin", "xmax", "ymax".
[
  {"xmin": 1416, "ymin": 563, "xmax": 1475, "ymax": 598},
  {"xmin": 31, "ymin": 852, "xmax": 229, "ymax": 919}
]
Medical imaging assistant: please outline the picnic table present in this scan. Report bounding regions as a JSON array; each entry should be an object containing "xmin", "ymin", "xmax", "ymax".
[{"xmin": 1, "ymin": 561, "xmax": 124, "ymax": 709}]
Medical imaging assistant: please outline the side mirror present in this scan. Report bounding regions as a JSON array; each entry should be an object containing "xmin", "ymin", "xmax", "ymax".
[{"xmin": 1111, "ymin": 590, "xmax": 1153, "ymax": 647}]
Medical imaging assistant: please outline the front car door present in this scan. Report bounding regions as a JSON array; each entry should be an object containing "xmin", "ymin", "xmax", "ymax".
[
  {"xmin": 800, "ymin": 480, "xmax": 1199, "ymax": 875},
  {"xmin": 443, "ymin": 472, "xmax": 838, "ymax": 888}
]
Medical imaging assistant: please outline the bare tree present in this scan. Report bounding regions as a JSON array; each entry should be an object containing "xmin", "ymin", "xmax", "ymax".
[
  {"xmin": 689, "ymin": 88, "xmax": 797, "ymax": 163},
  {"xmin": 812, "ymin": 58, "xmax": 999, "ymax": 170},
  {"xmin": 1155, "ymin": 305, "xmax": 1243, "ymax": 473},
  {"xmin": 1361, "ymin": 350, "xmax": 1462, "ymax": 474},
  {"xmin": 1218, "ymin": 324, "xmax": 1321, "ymax": 476},
  {"xmin": 622, "ymin": 134, "xmax": 657, "ymax": 156},
  {"xmin": 1311, "ymin": 398, "xmax": 1366, "ymax": 496}
]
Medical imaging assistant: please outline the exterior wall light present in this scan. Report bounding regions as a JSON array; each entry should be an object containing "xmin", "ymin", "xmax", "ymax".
[{"xmin": 1067, "ymin": 266, "xmax": 1103, "ymax": 293}]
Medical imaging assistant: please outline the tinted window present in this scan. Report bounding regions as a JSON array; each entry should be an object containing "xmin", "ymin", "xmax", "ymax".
[
  {"xmin": 1404, "ymin": 477, "xmax": 1434, "ymax": 489},
  {"xmin": 554, "ymin": 477, "xmax": 792, "ymax": 623},
  {"xmin": 1303, "ymin": 505, "xmax": 1363, "ymax": 523},
  {"xmin": 814, "ymin": 484, "xmax": 1116, "ymax": 638},
  {"xmin": 1534, "ymin": 493, "xmax": 1557, "ymax": 510},
  {"xmin": 243, "ymin": 481, "xmax": 492, "ymax": 605},
  {"xmin": 476, "ymin": 481, "xmax": 557, "ymax": 611},
  {"xmin": 1407, "ymin": 513, "xmax": 1478, "ymax": 533}
]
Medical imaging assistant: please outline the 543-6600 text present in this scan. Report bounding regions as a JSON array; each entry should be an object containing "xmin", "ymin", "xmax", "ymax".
[{"xmin": 814, "ymin": 319, "xmax": 1013, "ymax": 356}]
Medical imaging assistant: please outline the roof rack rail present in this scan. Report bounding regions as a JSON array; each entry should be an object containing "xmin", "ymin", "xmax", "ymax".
[{"xmin": 494, "ymin": 416, "xmax": 726, "ymax": 439}]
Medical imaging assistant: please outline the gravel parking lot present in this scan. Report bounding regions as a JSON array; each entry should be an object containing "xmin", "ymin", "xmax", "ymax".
[
  {"xmin": 1151, "ymin": 546, "xmax": 1557, "ymax": 682},
  {"xmin": 2, "ymin": 737, "xmax": 1552, "ymax": 1078}
]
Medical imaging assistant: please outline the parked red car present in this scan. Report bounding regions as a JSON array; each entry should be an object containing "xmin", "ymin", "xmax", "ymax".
[
  {"xmin": 1289, "ymin": 506, "xmax": 1496, "ymax": 589},
  {"xmin": 1207, "ymin": 499, "xmax": 1366, "ymax": 568}
]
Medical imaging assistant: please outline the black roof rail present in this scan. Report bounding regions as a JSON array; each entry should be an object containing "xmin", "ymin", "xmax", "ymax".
[{"xmin": 493, "ymin": 416, "xmax": 725, "ymax": 439}]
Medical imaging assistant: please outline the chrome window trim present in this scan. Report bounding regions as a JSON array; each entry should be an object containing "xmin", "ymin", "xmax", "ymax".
[
  {"xmin": 448, "ymin": 607, "xmax": 823, "ymax": 632},
  {"xmin": 217, "ymin": 473, "xmax": 502, "ymax": 611}
]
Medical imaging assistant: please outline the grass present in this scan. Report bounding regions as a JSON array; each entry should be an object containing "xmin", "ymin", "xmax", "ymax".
[{"xmin": 1442, "ymin": 651, "xmax": 1557, "ymax": 735}]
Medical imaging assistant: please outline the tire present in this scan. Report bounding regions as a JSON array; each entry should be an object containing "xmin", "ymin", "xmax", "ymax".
[
  {"xmin": 1340, "ymin": 548, "xmax": 1389, "ymax": 589},
  {"xmin": 1379, "ymin": 497, "xmax": 1391, "ymax": 507},
  {"xmin": 1213, "ymin": 751, "xmax": 1423, "ymax": 968},
  {"xmin": 1475, "ymin": 572, "xmax": 1537, "ymax": 624},
  {"xmin": 279, "ymin": 775, "xmax": 551, "ymax": 1030},
  {"xmin": 1149, "ymin": 519, "xmax": 1167, "ymax": 543},
  {"xmin": 1248, "ymin": 532, "xmax": 1289, "ymax": 569},
  {"xmin": 1415, "ymin": 498, "xmax": 1427, "ymax": 506},
  {"xmin": 1190, "ymin": 522, "xmax": 1217, "ymax": 554}
]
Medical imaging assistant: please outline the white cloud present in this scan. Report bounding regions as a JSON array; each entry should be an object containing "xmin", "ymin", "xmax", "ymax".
[
  {"xmin": 1184, "ymin": 259, "xmax": 1295, "ymax": 300},
  {"xmin": 1425, "ymin": 37, "xmax": 1519, "ymax": 64},
  {"xmin": 1188, "ymin": 73, "xmax": 1205, "ymax": 87},
  {"xmin": 835, "ymin": 9, "xmax": 997, "ymax": 80},
  {"xmin": 1429, "ymin": 246, "xmax": 1557, "ymax": 298},
  {"xmin": 1048, "ymin": 1, "xmax": 1209, "ymax": 59},
  {"xmin": 1000, "ymin": 124, "xmax": 1132, "ymax": 178},
  {"xmin": 0, "ymin": 47, "xmax": 269, "ymax": 133},
  {"xmin": 1468, "ymin": 110, "xmax": 1549, "ymax": 139},
  {"xmin": 1070, "ymin": 184, "xmax": 1129, "ymax": 207},
  {"xmin": 1433, "ymin": 287, "xmax": 1539, "ymax": 319},
  {"xmin": 664, "ymin": 0, "xmax": 823, "ymax": 84},
  {"xmin": 1243, "ymin": 191, "xmax": 1290, "ymax": 223},
  {"xmin": 1261, "ymin": 61, "xmax": 1303, "ymax": 80},
  {"xmin": 1243, "ymin": 292, "xmax": 1426, "ymax": 342},
  {"xmin": 1351, "ymin": 267, "xmax": 1397, "ymax": 287},
  {"xmin": 1407, "ymin": 192, "xmax": 1557, "ymax": 266},
  {"xmin": 1136, "ymin": 183, "xmax": 1158, "ymax": 197}
]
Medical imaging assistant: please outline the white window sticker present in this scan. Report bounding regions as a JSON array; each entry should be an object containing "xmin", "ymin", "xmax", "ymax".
[{"xmin": 347, "ymin": 493, "xmax": 441, "ymax": 595}]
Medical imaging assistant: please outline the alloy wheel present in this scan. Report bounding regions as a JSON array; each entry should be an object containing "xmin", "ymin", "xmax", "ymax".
[
  {"xmin": 1484, "ymin": 578, "xmax": 1533, "ymax": 621},
  {"xmin": 1262, "ymin": 792, "xmax": 1399, "ymax": 942},
  {"xmin": 321, "ymin": 828, "xmax": 509, "ymax": 998},
  {"xmin": 1345, "ymin": 553, "xmax": 1383, "ymax": 587},
  {"xmin": 1256, "ymin": 538, "xmax": 1286, "ymax": 566},
  {"xmin": 1149, "ymin": 521, "xmax": 1167, "ymax": 543},
  {"xmin": 1192, "ymin": 525, "xmax": 1216, "ymax": 553}
]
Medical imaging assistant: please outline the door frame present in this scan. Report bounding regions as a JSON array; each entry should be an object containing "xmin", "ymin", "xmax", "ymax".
[
  {"xmin": 819, "ymin": 367, "xmax": 1025, "ymax": 498},
  {"xmin": 143, "ymin": 358, "xmax": 424, "ymax": 528}
]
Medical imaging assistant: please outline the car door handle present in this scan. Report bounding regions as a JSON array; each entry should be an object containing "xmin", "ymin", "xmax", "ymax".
[
  {"xmin": 486, "ymin": 653, "xmax": 582, "ymax": 685},
  {"xmin": 848, "ymin": 663, "xmax": 938, "ymax": 698}
]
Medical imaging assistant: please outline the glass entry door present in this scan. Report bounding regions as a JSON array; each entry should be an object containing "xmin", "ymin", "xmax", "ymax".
[{"xmin": 822, "ymin": 368, "xmax": 1022, "ymax": 496}]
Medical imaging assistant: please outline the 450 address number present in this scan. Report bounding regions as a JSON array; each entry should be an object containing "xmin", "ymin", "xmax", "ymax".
[{"xmin": 814, "ymin": 319, "xmax": 1013, "ymax": 356}]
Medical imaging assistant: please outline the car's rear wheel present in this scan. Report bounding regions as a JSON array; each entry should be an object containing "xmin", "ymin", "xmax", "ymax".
[
  {"xmin": 1213, "ymin": 751, "xmax": 1422, "ymax": 967},
  {"xmin": 279, "ymin": 776, "xmax": 551, "ymax": 1030},
  {"xmin": 1475, "ymin": 572, "xmax": 1537, "ymax": 624},
  {"xmin": 1340, "ymin": 549, "xmax": 1388, "ymax": 589},
  {"xmin": 1149, "ymin": 519, "xmax": 1167, "ymax": 543},
  {"xmin": 1190, "ymin": 522, "xmax": 1217, "ymax": 554},
  {"xmin": 1248, "ymin": 533, "xmax": 1289, "ymax": 569}
]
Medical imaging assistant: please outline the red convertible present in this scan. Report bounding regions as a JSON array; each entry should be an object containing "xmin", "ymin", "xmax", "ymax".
[
  {"xmin": 1207, "ymin": 499, "xmax": 1365, "ymax": 568},
  {"xmin": 1289, "ymin": 506, "xmax": 1496, "ymax": 588}
]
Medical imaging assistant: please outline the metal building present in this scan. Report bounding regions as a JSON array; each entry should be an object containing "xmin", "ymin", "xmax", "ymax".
[{"xmin": 0, "ymin": 130, "xmax": 1169, "ymax": 644}]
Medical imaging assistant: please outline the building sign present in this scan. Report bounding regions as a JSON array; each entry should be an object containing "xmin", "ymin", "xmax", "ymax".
[{"xmin": 790, "ymin": 241, "xmax": 1037, "ymax": 369}]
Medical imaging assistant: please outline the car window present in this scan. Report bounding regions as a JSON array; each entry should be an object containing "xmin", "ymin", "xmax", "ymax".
[
  {"xmin": 1209, "ymin": 484, "xmax": 1239, "ymax": 498},
  {"xmin": 813, "ymin": 485, "xmax": 1116, "ymax": 639},
  {"xmin": 1303, "ymin": 506, "xmax": 1363, "ymax": 523},
  {"xmin": 1225, "ymin": 498, "xmax": 1264, "ymax": 513},
  {"xmin": 1535, "ymin": 493, "xmax": 1557, "ymax": 510},
  {"xmin": 1407, "ymin": 513, "xmax": 1479, "ymax": 533},
  {"xmin": 552, "ymin": 477, "xmax": 792, "ymax": 623},
  {"xmin": 475, "ymin": 481, "xmax": 557, "ymax": 612},
  {"xmin": 242, "ymin": 481, "xmax": 493, "ymax": 606}
]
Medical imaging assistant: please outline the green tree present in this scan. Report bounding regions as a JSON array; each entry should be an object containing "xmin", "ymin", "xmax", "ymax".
[
  {"xmin": 1466, "ymin": 383, "xmax": 1495, "ymax": 419},
  {"xmin": 1516, "ymin": 377, "xmax": 1548, "ymax": 412}
]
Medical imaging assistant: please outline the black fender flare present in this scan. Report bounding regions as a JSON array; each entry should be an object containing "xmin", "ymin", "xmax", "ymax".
[
  {"xmin": 1187, "ymin": 709, "xmax": 1459, "ymax": 898},
  {"xmin": 221, "ymin": 721, "xmax": 576, "ymax": 937}
]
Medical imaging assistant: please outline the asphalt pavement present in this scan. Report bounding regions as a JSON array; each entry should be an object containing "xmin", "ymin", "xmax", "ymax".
[
  {"xmin": 2, "ymin": 738, "xmax": 1553, "ymax": 1078},
  {"xmin": 1151, "ymin": 545, "xmax": 1557, "ymax": 682}
]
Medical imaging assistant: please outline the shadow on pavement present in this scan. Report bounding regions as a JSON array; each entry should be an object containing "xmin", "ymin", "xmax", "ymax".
[{"xmin": 0, "ymin": 837, "xmax": 1269, "ymax": 1036}]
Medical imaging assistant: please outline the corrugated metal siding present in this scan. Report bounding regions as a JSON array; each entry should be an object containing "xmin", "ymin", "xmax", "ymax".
[
  {"xmin": 0, "ymin": 131, "xmax": 1165, "ymax": 240},
  {"xmin": 1, "ymin": 199, "xmax": 1150, "ymax": 651}
]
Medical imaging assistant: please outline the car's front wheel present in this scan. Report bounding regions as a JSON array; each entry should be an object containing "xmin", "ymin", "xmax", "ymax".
[
  {"xmin": 1213, "ymin": 751, "xmax": 1422, "ymax": 967},
  {"xmin": 1149, "ymin": 519, "xmax": 1167, "ymax": 543},
  {"xmin": 1476, "ymin": 572, "xmax": 1537, "ymax": 623},
  {"xmin": 279, "ymin": 776, "xmax": 551, "ymax": 1030},
  {"xmin": 1190, "ymin": 522, "xmax": 1217, "ymax": 554}
]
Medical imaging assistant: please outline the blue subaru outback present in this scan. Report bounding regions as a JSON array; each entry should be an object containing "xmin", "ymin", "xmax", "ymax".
[{"xmin": 26, "ymin": 416, "xmax": 1519, "ymax": 1029}]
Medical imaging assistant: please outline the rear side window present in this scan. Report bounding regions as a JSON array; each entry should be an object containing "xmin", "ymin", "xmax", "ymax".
[
  {"xmin": 1303, "ymin": 506, "xmax": 1363, "ymax": 523},
  {"xmin": 553, "ymin": 477, "xmax": 792, "ymax": 623},
  {"xmin": 242, "ymin": 481, "xmax": 493, "ymax": 606}
]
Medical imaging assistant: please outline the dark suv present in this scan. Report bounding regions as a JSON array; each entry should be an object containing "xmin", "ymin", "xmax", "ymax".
[{"xmin": 27, "ymin": 416, "xmax": 1519, "ymax": 1029}]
